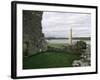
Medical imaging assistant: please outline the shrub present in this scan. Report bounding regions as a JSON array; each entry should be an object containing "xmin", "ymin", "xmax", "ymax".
[
  {"xmin": 74, "ymin": 40, "xmax": 87, "ymax": 49},
  {"xmin": 47, "ymin": 46, "xmax": 67, "ymax": 52}
]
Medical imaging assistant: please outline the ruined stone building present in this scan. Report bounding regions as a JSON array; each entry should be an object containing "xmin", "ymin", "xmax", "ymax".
[{"xmin": 23, "ymin": 10, "xmax": 47, "ymax": 56}]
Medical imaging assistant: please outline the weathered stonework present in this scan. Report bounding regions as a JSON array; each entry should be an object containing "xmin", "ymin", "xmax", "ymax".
[{"xmin": 23, "ymin": 10, "xmax": 47, "ymax": 56}]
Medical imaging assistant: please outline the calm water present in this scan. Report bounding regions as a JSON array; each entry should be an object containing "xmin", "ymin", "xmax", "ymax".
[{"xmin": 46, "ymin": 39, "xmax": 90, "ymax": 44}]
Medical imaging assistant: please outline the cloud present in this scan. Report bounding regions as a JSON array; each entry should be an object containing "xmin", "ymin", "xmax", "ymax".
[{"xmin": 42, "ymin": 11, "xmax": 91, "ymax": 38}]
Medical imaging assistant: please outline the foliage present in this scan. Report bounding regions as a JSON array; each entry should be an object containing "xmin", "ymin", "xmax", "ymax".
[
  {"xmin": 47, "ymin": 46, "xmax": 66, "ymax": 52},
  {"xmin": 46, "ymin": 41, "xmax": 87, "ymax": 54},
  {"xmin": 74, "ymin": 40, "xmax": 87, "ymax": 49}
]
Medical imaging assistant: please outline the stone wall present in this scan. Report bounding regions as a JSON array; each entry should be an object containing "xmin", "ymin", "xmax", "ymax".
[{"xmin": 23, "ymin": 10, "xmax": 47, "ymax": 56}]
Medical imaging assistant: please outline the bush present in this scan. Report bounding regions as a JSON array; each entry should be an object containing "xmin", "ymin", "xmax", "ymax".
[
  {"xmin": 47, "ymin": 46, "xmax": 67, "ymax": 52},
  {"xmin": 74, "ymin": 40, "xmax": 87, "ymax": 49},
  {"xmin": 46, "ymin": 41, "xmax": 87, "ymax": 54}
]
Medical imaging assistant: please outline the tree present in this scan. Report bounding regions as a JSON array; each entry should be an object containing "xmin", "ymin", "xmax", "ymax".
[{"xmin": 75, "ymin": 40, "xmax": 87, "ymax": 49}]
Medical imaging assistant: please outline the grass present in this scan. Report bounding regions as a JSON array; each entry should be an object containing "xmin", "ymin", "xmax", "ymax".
[
  {"xmin": 23, "ymin": 51, "xmax": 81, "ymax": 69},
  {"xmin": 48, "ymin": 43, "xmax": 67, "ymax": 48}
]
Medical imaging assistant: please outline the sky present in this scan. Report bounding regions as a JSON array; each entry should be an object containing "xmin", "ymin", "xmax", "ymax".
[{"xmin": 42, "ymin": 11, "xmax": 91, "ymax": 38}]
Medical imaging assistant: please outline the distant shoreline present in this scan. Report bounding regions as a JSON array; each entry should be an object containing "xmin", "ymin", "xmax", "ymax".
[{"xmin": 45, "ymin": 37, "xmax": 91, "ymax": 40}]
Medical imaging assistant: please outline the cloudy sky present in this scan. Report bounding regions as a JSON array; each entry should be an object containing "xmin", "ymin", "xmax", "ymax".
[{"xmin": 42, "ymin": 11, "xmax": 91, "ymax": 38}]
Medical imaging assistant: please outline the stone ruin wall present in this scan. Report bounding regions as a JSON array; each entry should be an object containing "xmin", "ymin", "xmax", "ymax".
[{"xmin": 23, "ymin": 10, "xmax": 47, "ymax": 56}]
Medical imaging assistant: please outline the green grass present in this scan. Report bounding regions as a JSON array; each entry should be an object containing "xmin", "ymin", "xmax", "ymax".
[{"xmin": 23, "ymin": 51, "xmax": 81, "ymax": 69}]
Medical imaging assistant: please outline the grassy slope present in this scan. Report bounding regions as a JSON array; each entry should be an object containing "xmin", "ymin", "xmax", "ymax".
[
  {"xmin": 48, "ymin": 43, "xmax": 67, "ymax": 48},
  {"xmin": 23, "ymin": 51, "xmax": 81, "ymax": 69}
]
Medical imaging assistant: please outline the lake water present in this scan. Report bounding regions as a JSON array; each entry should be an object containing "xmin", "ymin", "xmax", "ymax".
[{"xmin": 46, "ymin": 39, "xmax": 90, "ymax": 44}]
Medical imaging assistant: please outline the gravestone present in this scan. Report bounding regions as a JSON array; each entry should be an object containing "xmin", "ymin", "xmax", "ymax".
[{"xmin": 23, "ymin": 10, "xmax": 47, "ymax": 56}]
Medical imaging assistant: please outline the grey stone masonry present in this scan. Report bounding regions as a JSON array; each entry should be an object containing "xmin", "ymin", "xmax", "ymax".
[{"xmin": 23, "ymin": 10, "xmax": 47, "ymax": 56}]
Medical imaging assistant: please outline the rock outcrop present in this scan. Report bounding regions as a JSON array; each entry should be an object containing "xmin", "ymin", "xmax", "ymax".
[{"xmin": 23, "ymin": 10, "xmax": 47, "ymax": 56}]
